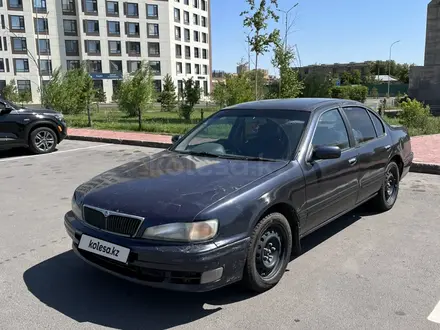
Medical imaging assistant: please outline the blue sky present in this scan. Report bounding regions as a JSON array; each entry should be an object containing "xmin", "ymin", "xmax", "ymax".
[{"xmin": 211, "ymin": 0, "xmax": 430, "ymax": 74}]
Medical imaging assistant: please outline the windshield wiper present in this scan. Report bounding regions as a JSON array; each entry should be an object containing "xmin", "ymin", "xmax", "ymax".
[{"xmin": 182, "ymin": 151, "xmax": 221, "ymax": 158}]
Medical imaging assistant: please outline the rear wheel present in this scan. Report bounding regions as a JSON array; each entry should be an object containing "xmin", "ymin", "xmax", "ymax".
[
  {"xmin": 29, "ymin": 127, "xmax": 58, "ymax": 154},
  {"xmin": 242, "ymin": 212, "xmax": 292, "ymax": 293},
  {"xmin": 371, "ymin": 161, "xmax": 400, "ymax": 212}
]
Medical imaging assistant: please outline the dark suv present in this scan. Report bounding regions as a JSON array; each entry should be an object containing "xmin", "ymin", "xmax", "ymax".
[{"xmin": 0, "ymin": 98, "xmax": 67, "ymax": 154}]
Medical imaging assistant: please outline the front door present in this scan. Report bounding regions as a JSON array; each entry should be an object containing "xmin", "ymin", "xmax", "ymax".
[
  {"xmin": 0, "ymin": 102, "xmax": 22, "ymax": 150},
  {"xmin": 301, "ymin": 108, "xmax": 360, "ymax": 234}
]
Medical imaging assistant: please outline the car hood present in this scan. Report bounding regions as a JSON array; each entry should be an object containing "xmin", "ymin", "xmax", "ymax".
[
  {"xmin": 75, "ymin": 150, "xmax": 287, "ymax": 225},
  {"xmin": 16, "ymin": 108, "xmax": 59, "ymax": 115}
]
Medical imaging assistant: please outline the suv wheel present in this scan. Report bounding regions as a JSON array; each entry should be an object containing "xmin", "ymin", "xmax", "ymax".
[
  {"xmin": 29, "ymin": 127, "xmax": 58, "ymax": 154},
  {"xmin": 242, "ymin": 212, "xmax": 292, "ymax": 293}
]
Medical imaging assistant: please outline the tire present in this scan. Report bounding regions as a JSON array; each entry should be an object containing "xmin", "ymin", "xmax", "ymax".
[
  {"xmin": 242, "ymin": 212, "xmax": 293, "ymax": 293},
  {"xmin": 371, "ymin": 161, "xmax": 400, "ymax": 212},
  {"xmin": 29, "ymin": 127, "xmax": 58, "ymax": 154}
]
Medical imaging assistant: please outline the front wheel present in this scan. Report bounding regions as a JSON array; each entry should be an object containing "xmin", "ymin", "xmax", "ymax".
[
  {"xmin": 29, "ymin": 127, "xmax": 58, "ymax": 154},
  {"xmin": 371, "ymin": 161, "xmax": 400, "ymax": 212},
  {"xmin": 242, "ymin": 212, "xmax": 292, "ymax": 293}
]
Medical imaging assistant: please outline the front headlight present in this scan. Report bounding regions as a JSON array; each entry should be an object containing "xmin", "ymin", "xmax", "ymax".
[
  {"xmin": 142, "ymin": 220, "xmax": 218, "ymax": 242},
  {"xmin": 71, "ymin": 195, "xmax": 83, "ymax": 220}
]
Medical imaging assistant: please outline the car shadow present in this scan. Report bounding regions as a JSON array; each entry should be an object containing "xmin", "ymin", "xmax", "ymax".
[
  {"xmin": 23, "ymin": 205, "xmax": 369, "ymax": 329},
  {"xmin": 0, "ymin": 147, "xmax": 60, "ymax": 159}
]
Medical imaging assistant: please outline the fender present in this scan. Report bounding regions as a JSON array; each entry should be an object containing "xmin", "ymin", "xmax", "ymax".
[{"xmin": 24, "ymin": 119, "xmax": 61, "ymax": 141}]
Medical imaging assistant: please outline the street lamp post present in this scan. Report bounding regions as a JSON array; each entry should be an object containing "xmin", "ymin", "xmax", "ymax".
[{"xmin": 387, "ymin": 40, "xmax": 400, "ymax": 98}]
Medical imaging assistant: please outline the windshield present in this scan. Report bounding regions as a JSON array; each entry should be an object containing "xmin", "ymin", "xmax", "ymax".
[
  {"xmin": 172, "ymin": 109, "xmax": 310, "ymax": 161},
  {"xmin": 5, "ymin": 99, "xmax": 21, "ymax": 110}
]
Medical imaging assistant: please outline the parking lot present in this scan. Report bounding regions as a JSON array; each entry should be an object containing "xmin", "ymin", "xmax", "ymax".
[{"xmin": 1, "ymin": 140, "xmax": 440, "ymax": 330}]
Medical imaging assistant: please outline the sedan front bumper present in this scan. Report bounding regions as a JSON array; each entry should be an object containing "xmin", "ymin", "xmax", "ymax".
[{"xmin": 64, "ymin": 211, "xmax": 249, "ymax": 292}]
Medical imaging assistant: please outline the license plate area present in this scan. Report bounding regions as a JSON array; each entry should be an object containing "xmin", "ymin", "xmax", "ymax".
[{"xmin": 78, "ymin": 234, "xmax": 130, "ymax": 263}]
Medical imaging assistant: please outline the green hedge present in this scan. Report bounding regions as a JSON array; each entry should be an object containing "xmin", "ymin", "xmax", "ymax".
[{"xmin": 330, "ymin": 85, "xmax": 369, "ymax": 103}]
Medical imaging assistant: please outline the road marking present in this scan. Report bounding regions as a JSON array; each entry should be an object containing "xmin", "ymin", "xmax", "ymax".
[
  {"xmin": 0, "ymin": 144, "xmax": 111, "ymax": 162},
  {"xmin": 428, "ymin": 300, "xmax": 440, "ymax": 323}
]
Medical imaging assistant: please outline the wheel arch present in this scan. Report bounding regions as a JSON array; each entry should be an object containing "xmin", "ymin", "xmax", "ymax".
[
  {"xmin": 390, "ymin": 154, "xmax": 404, "ymax": 179},
  {"xmin": 27, "ymin": 121, "xmax": 61, "ymax": 143}
]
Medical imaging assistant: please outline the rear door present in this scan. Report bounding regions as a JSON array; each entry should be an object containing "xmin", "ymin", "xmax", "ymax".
[{"xmin": 341, "ymin": 106, "xmax": 393, "ymax": 203}]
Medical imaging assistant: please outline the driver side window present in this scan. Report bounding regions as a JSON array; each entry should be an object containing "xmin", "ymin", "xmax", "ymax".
[{"xmin": 312, "ymin": 109, "xmax": 350, "ymax": 150}]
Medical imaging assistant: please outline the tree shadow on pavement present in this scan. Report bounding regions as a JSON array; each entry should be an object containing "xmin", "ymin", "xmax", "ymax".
[{"xmin": 23, "ymin": 204, "xmax": 370, "ymax": 330}]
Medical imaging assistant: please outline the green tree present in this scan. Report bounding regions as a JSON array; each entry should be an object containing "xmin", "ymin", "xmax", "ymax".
[
  {"xmin": 18, "ymin": 90, "xmax": 32, "ymax": 106},
  {"xmin": 179, "ymin": 78, "xmax": 202, "ymax": 120},
  {"xmin": 160, "ymin": 74, "xmax": 178, "ymax": 112},
  {"xmin": 1, "ymin": 79, "xmax": 19, "ymax": 102},
  {"xmin": 117, "ymin": 61, "xmax": 155, "ymax": 130},
  {"xmin": 270, "ymin": 40, "xmax": 303, "ymax": 98},
  {"xmin": 340, "ymin": 71, "xmax": 352, "ymax": 86},
  {"xmin": 350, "ymin": 69, "xmax": 362, "ymax": 84},
  {"xmin": 302, "ymin": 72, "xmax": 334, "ymax": 98},
  {"xmin": 241, "ymin": 0, "xmax": 280, "ymax": 100},
  {"xmin": 211, "ymin": 73, "xmax": 254, "ymax": 107},
  {"xmin": 395, "ymin": 63, "xmax": 411, "ymax": 83}
]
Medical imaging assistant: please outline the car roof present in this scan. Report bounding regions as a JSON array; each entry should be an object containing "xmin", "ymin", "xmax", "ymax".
[{"xmin": 222, "ymin": 98, "xmax": 366, "ymax": 112}]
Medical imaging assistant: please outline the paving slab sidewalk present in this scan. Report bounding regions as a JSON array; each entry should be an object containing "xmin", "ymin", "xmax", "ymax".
[{"xmin": 67, "ymin": 128, "xmax": 440, "ymax": 175}]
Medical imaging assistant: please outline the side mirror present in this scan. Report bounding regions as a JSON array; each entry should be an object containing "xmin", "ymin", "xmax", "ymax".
[
  {"xmin": 171, "ymin": 135, "xmax": 181, "ymax": 143},
  {"xmin": 312, "ymin": 145, "xmax": 341, "ymax": 160}
]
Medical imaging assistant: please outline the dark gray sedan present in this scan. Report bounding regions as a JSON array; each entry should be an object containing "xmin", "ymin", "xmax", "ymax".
[{"xmin": 65, "ymin": 98, "xmax": 413, "ymax": 293}]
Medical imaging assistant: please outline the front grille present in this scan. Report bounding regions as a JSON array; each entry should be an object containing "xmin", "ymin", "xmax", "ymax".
[{"xmin": 83, "ymin": 206, "xmax": 142, "ymax": 237}]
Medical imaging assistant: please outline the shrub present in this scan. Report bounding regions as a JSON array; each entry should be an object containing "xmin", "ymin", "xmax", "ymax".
[
  {"xmin": 399, "ymin": 99, "xmax": 431, "ymax": 129},
  {"xmin": 330, "ymin": 85, "xmax": 368, "ymax": 102}
]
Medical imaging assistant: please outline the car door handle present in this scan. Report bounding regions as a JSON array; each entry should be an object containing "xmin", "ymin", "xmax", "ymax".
[
  {"xmin": 385, "ymin": 145, "xmax": 391, "ymax": 151},
  {"xmin": 348, "ymin": 157, "xmax": 357, "ymax": 166}
]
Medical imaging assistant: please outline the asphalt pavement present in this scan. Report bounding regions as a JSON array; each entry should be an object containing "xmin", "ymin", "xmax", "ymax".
[{"xmin": 1, "ymin": 140, "xmax": 440, "ymax": 330}]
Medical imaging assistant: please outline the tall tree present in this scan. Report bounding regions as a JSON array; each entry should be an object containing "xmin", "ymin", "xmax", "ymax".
[
  {"xmin": 160, "ymin": 74, "xmax": 178, "ymax": 112},
  {"xmin": 241, "ymin": 0, "xmax": 280, "ymax": 100},
  {"xmin": 271, "ymin": 40, "xmax": 303, "ymax": 98},
  {"xmin": 211, "ymin": 73, "xmax": 254, "ymax": 107},
  {"xmin": 179, "ymin": 78, "xmax": 202, "ymax": 120},
  {"xmin": 117, "ymin": 61, "xmax": 155, "ymax": 130}
]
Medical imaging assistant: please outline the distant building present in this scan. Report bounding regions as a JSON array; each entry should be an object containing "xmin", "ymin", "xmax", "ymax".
[
  {"xmin": 236, "ymin": 63, "xmax": 249, "ymax": 74},
  {"xmin": 298, "ymin": 61, "xmax": 373, "ymax": 79}
]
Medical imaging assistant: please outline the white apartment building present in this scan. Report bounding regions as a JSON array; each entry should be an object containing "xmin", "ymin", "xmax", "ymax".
[{"xmin": 0, "ymin": 0, "xmax": 212, "ymax": 103}]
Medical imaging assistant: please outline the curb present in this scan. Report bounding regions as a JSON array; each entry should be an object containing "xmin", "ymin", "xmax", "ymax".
[
  {"xmin": 67, "ymin": 134, "xmax": 440, "ymax": 175},
  {"xmin": 410, "ymin": 162, "xmax": 440, "ymax": 175},
  {"xmin": 66, "ymin": 135, "xmax": 172, "ymax": 149}
]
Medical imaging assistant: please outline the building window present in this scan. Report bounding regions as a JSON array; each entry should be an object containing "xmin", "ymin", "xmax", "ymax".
[
  {"xmin": 147, "ymin": 4, "xmax": 158, "ymax": 19},
  {"xmin": 174, "ymin": 8, "xmax": 180, "ymax": 22},
  {"xmin": 67, "ymin": 60, "xmax": 80, "ymax": 70},
  {"xmin": 17, "ymin": 80, "xmax": 31, "ymax": 93},
  {"xmin": 39, "ymin": 59, "xmax": 52, "ymax": 76},
  {"xmin": 193, "ymin": 0, "xmax": 198, "ymax": 8},
  {"xmin": 183, "ymin": 11, "xmax": 189, "ymax": 24},
  {"xmin": 125, "ymin": 22, "xmax": 139, "ymax": 37},
  {"xmin": 154, "ymin": 80, "xmax": 162, "ymax": 93},
  {"xmin": 203, "ymin": 64, "xmax": 208, "ymax": 75},
  {"xmin": 65, "ymin": 40, "xmax": 79, "ymax": 56},
  {"xmin": 84, "ymin": 0, "xmax": 98, "ymax": 14},
  {"xmin": 125, "ymin": 2, "xmax": 138, "ymax": 17},
  {"xmin": 195, "ymin": 64, "xmax": 200, "ymax": 75},
  {"xmin": 203, "ymin": 80, "xmax": 208, "ymax": 96},
  {"xmin": 202, "ymin": 32, "xmax": 207, "ymax": 43},
  {"xmin": 85, "ymin": 40, "xmax": 101, "ymax": 55},
  {"xmin": 202, "ymin": 48, "xmax": 208, "ymax": 59},
  {"xmin": 37, "ymin": 39, "xmax": 50, "ymax": 55},
  {"xmin": 93, "ymin": 80, "xmax": 103, "ymax": 90},
  {"xmin": 184, "ymin": 28, "xmax": 190, "ymax": 41},
  {"xmin": 106, "ymin": 1, "xmax": 118, "ymax": 16},
  {"xmin": 84, "ymin": 19, "xmax": 99, "ymax": 35},
  {"xmin": 126, "ymin": 41, "xmax": 141, "ymax": 56},
  {"xmin": 127, "ymin": 60, "xmax": 141, "ymax": 73},
  {"xmin": 178, "ymin": 80, "xmax": 183, "ymax": 95},
  {"xmin": 147, "ymin": 23, "xmax": 159, "ymax": 38},
  {"xmin": 107, "ymin": 21, "xmax": 120, "ymax": 36},
  {"xmin": 34, "ymin": 17, "xmax": 49, "ymax": 34},
  {"xmin": 185, "ymin": 46, "xmax": 190, "ymax": 59},
  {"xmin": 9, "ymin": 15, "xmax": 25, "ymax": 32},
  {"xmin": 175, "ymin": 44, "xmax": 182, "ymax": 58},
  {"xmin": 0, "ymin": 59, "xmax": 5, "ymax": 73},
  {"xmin": 201, "ymin": 0, "xmax": 206, "ymax": 11},
  {"xmin": 108, "ymin": 40, "xmax": 121, "ymax": 55},
  {"xmin": 176, "ymin": 62, "xmax": 182, "ymax": 74},
  {"xmin": 13, "ymin": 59, "xmax": 29, "ymax": 73},
  {"xmin": 7, "ymin": 0, "xmax": 22, "ymax": 10},
  {"xmin": 87, "ymin": 60, "xmax": 102, "ymax": 73},
  {"xmin": 193, "ymin": 14, "xmax": 199, "ymax": 25},
  {"xmin": 194, "ymin": 47, "xmax": 199, "ymax": 58},
  {"xmin": 109, "ymin": 60, "xmax": 122, "ymax": 73},
  {"xmin": 175, "ymin": 26, "xmax": 181, "ymax": 40},
  {"xmin": 201, "ymin": 16, "xmax": 207, "ymax": 27},
  {"xmin": 63, "ymin": 19, "xmax": 77, "ymax": 35},
  {"xmin": 33, "ymin": 0, "xmax": 47, "ymax": 13},
  {"xmin": 184, "ymin": 0, "xmax": 189, "ymax": 5},
  {"xmin": 185, "ymin": 63, "xmax": 191, "ymax": 74},
  {"xmin": 149, "ymin": 61, "xmax": 161, "ymax": 76},
  {"xmin": 11, "ymin": 37, "xmax": 27, "ymax": 54},
  {"xmin": 194, "ymin": 31, "xmax": 199, "ymax": 42},
  {"xmin": 62, "ymin": 0, "xmax": 76, "ymax": 15},
  {"xmin": 148, "ymin": 42, "xmax": 160, "ymax": 57}
]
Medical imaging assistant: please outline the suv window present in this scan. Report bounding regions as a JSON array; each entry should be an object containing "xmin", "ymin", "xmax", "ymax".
[
  {"xmin": 312, "ymin": 109, "xmax": 350, "ymax": 150},
  {"xmin": 368, "ymin": 110, "xmax": 385, "ymax": 137},
  {"xmin": 343, "ymin": 107, "xmax": 377, "ymax": 144}
]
